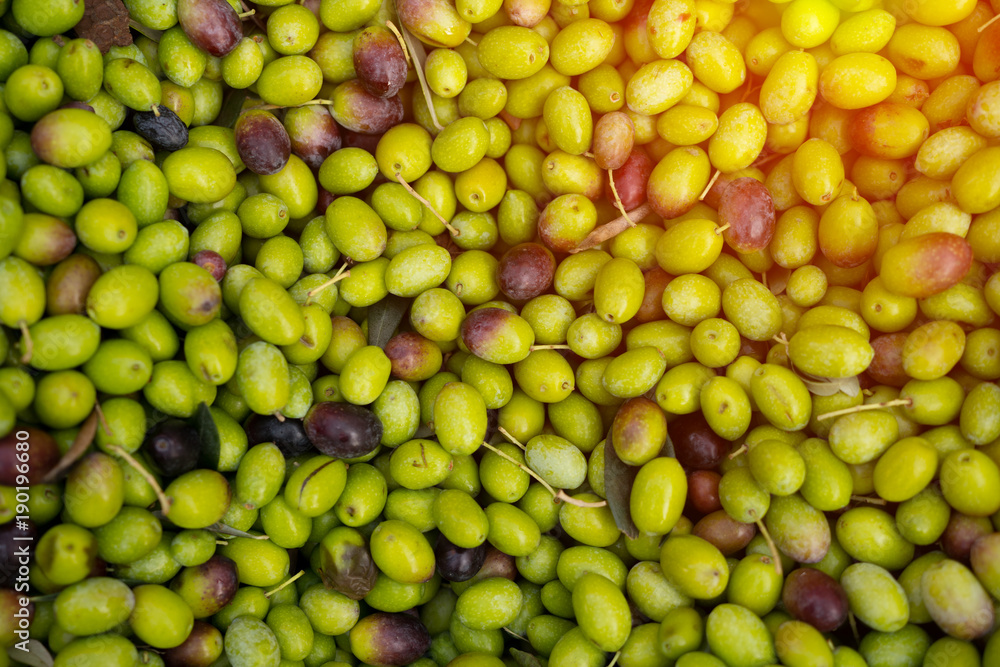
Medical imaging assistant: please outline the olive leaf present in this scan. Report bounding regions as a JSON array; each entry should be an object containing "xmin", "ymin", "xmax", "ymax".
[
  {"xmin": 217, "ymin": 89, "xmax": 250, "ymax": 128},
  {"xmin": 509, "ymin": 648, "xmax": 545, "ymax": 667},
  {"xmin": 41, "ymin": 411, "xmax": 98, "ymax": 483},
  {"xmin": 604, "ymin": 430, "xmax": 640, "ymax": 540},
  {"xmin": 798, "ymin": 373, "xmax": 861, "ymax": 398},
  {"xmin": 204, "ymin": 522, "xmax": 270, "ymax": 540},
  {"xmin": 367, "ymin": 294, "xmax": 408, "ymax": 349},
  {"xmin": 7, "ymin": 640, "xmax": 54, "ymax": 667},
  {"xmin": 193, "ymin": 401, "xmax": 222, "ymax": 470}
]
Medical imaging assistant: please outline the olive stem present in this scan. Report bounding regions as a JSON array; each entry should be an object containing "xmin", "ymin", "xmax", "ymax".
[
  {"xmin": 240, "ymin": 0, "xmax": 267, "ymax": 31},
  {"xmin": 529, "ymin": 344, "xmax": 572, "ymax": 351},
  {"xmin": 93, "ymin": 401, "xmax": 113, "ymax": 436},
  {"xmin": 714, "ymin": 223, "xmax": 731, "ymax": 235},
  {"xmin": 109, "ymin": 445, "xmax": 172, "ymax": 517},
  {"xmin": 772, "ymin": 333, "xmax": 790, "ymax": 348},
  {"xmin": 980, "ymin": 12, "xmax": 1000, "ymax": 32},
  {"xmin": 497, "ymin": 426, "xmax": 526, "ymax": 450},
  {"xmin": 394, "ymin": 172, "xmax": 460, "ymax": 235},
  {"xmin": 728, "ymin": 444, "xmax": 747, "ymax": 459},
  {"xmin": 391, "ymin": 5, "xmax": 444, "ymax": 131},
  {"xmin": 464, "ymin": 36, "xmax": 479, "ymax": 46},
  {"xmin": 385, "ymin": 21, "xmax": 412, "ymax": 67},
  {"xmin": 216, "ymin": 540, "xmax": 229, "ymax": 546},
  {"xmin": 607, "ymin": 170, "xmax": 634, "ymax": 227},
  {"xmin": 850, "ymin": 495, "xmax": 888, "ymax": 506},
  {"xmin": 554, "ymin": 489, "xmax": 607, "ymax": 508},
  {"xmin": 237, "ymin": 9, "xmax": 256, "ymax": 18},
  {"xmin": 502, "ymin": 627, "xmax": 526, "ymax": 641},
  {"xmin": 480, "ymin": 441, "xmax": 558, "ymax": 497},
  {"xmin": 273, "ymin": 411, "xmax": 286, "ymax": 423},
  {"xmin": 608, "ymin": 651, "xmax": 621, "ymax": 667},
  {"xmin": 265, "ymin": 570, "xmax": 305, "ymax": 598},
  {"xmin": 699, "ymin": 170, "xmax": 721, "ymax": 201},
  {"xmin": 848, "ymin": 612, "xmax": 860, "ymax": 645},
  {"xmin": 755, "ymin": 519, "xmax": 783, "ymax": 577},
  {"xmin": 17, "ymin": 319, "xmax": 32, "ymax": 365},
  {"xmin": 816, "ymin": 397, "xmax": 912, "ymax": 421},
  {"xmin": 570, "ymin": 202, "xmax": 654, "ymax": 253},
  {"xmin": 306, "ymin": 269, "xmax": 351, "ymax": 300}
]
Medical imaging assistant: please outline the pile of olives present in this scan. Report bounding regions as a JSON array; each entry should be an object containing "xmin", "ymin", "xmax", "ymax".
[{"xmin": 2, "ymin": 0, "xmax": 1000, "ymax": 665}]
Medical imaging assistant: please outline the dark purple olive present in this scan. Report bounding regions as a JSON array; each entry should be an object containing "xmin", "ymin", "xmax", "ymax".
[
  {"xmin": 0, "ymin": 520, "xmax": 36, "ymax": 588},
  {"xmin": 163, "ymin": 620, "xmax": 223, "ymax": 667},
  {"xmin": 352, "ymin": 26, "xmax": 408, "ymax": 98},
  {"xmin": 177, "ymin": 0, "xmax": 242, "ymax": 57},
  {"xmin": 304, "ymin": 402, "xmax": 382, "ymax": 459},
  {"xmin": 0, "ymin": 428, "xmax": 60, "ymax": 485},
  {"xmin": 498, "ymin": 242, "xmax": 556, "ymax": 302},
  {"xmin": 244, "ymin": 414, "xmax": 314, "ymax": 458},
  {"xmin": 782, "ymin": 567, "xmax": 849, "ymax": 632},
  {"xmin": 435, "ymin": 534, "xmax": 487, "ymax": 583},
  {"xmin": 350, "ymin": 612, "xmax": 431, "ymax": 667},
  {"xmin": 133, "ymin": 104, "xmax": 189, "ymax": 151},
  {"xmin": 143, "ymin": 420, "xmax": 201, "ymax": 477},
  {"xmin": 169, "ymin": 554, "xmax": 240, "ymax": 618},
  {"xmin": 670, "ymin": 412, "xmax": 730, "ymax": 471},
  {"xmin": 234, "ymin": 110, "xmax": 291, "ymax": 175}
]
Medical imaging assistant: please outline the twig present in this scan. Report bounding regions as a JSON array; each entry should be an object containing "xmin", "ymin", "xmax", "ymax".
[
  {"xmin": 700, "ymin": 170, "xmax": 721, "ymax": 200},
  {"xmin": 385, "ymin": 21, "xmax": 411, "ymax": 67},
  {"xmin": 980, "ymin": 13, "xmax": 1000, "ymax": 32},
  {"xmin": 608, "ymin": 171, "xmax": 634, "ymax": 227},
  {"xmin": 570, "ymin": 202, "xmax": 654, "ymax": 253},
  {"xmin": 850, "ymin": 495, "xmax": 888, "ymax": 506},
  {"xmin": 265, "ymin": 570, "xmax": 305, "ymax": 598},
  {"xmin": 93, "ymin": 401, "xmax": 112, "ymax": 436},
  {"xmin": 756, "ymin": 519, "xmax": 782, "ymax": 577},
  {"xmin": 110, "ymin": 445, "xmax": 171, "ymax": 516},
  {"xmin": 392, "ymin": 3, "xmax": 443, "ymax": 131},
  {"xmin": 555, "ymin": 489, "xmax": 607, "ymax": 508},
  {"xmin": 18, "ymin": 320, "xmax": 32, "ymax": 365},
  {"xmin": 395, "ymin": 172, "xmax": 459, "ymax": 235},
  {"xmin": 817, "ymin": 398, "xmax": 913, "ymax": 421},
  {"xmin": 306, "ymin": 268, "xmax": 350, "ymax": 298},
  {"xmin": 497, "ymin": 426, "xmax": 526, "ymax": 450}
]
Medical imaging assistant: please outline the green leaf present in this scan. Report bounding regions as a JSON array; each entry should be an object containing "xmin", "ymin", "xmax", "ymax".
[
  {"xmin": 510, "ymin": 648, "xmax": 545, "ymax": 667},
  {"xmin": 217, "ymin": 89, "xmax": 250, "ymax": 128},
  {"xmin": 367, "ymin": 294, "xmax": 408, "ymax": 349},
  {"xmin": 194, "ymin": 402, "xmax": 221, "ymax": 470},
  {"xmin": 7, "ymin": 640, "xmax": 53, "ymax": 667},
  {"xmin": 604, "ymin": 428, "xmax": 640, "ymax": 540}
]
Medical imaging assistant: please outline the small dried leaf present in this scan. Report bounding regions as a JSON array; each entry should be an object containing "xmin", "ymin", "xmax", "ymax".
[
  {"xmin": 571, "ymin": 202, "xmax": 654, "ymax": 254},
  {"xmin": 799, "ymin": 373, "xmax": 861, "ymax": 398},
  {"xmin": 41, "ymin": 411, "xmax": 98, "ymax": 483},
  {"xmin": 205, "ymin": 523, "xmax": 270, "ymax": 540},
  {"xmin": 367, "ymin": 294, "xmax": 409, "ymax": 349},
  {"xmin": 510, "ymin": 648, "xmax": 545, "ymax": 667},
  {"xmin": 8, "ymin": 640, "xmax": 54, "ymax": 667},
  {"xmin": 604, "ymin": 429, "xmax": 640, "ymax": 540}
]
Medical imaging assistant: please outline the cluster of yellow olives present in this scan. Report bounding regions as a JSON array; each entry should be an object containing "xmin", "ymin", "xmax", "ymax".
[{"xmin": 2, "ymin": 0, "xmax": 1000, "ymax": 666}]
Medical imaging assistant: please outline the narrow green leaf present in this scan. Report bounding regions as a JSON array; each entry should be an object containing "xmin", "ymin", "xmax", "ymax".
[
  {"xmin": 367, "ymin": 294, "xmax": 408, "ymax": 349},
  {"xmin": 510, "ymin": 648, "xmax": 544, "ymax": 667},
  {"xmin": 604, "ymin": 429, "xmax": 640, "ymax": 539},
  {"xmin": 194, "ymin": 402, "xmax": 221, "ymax": 470}
]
